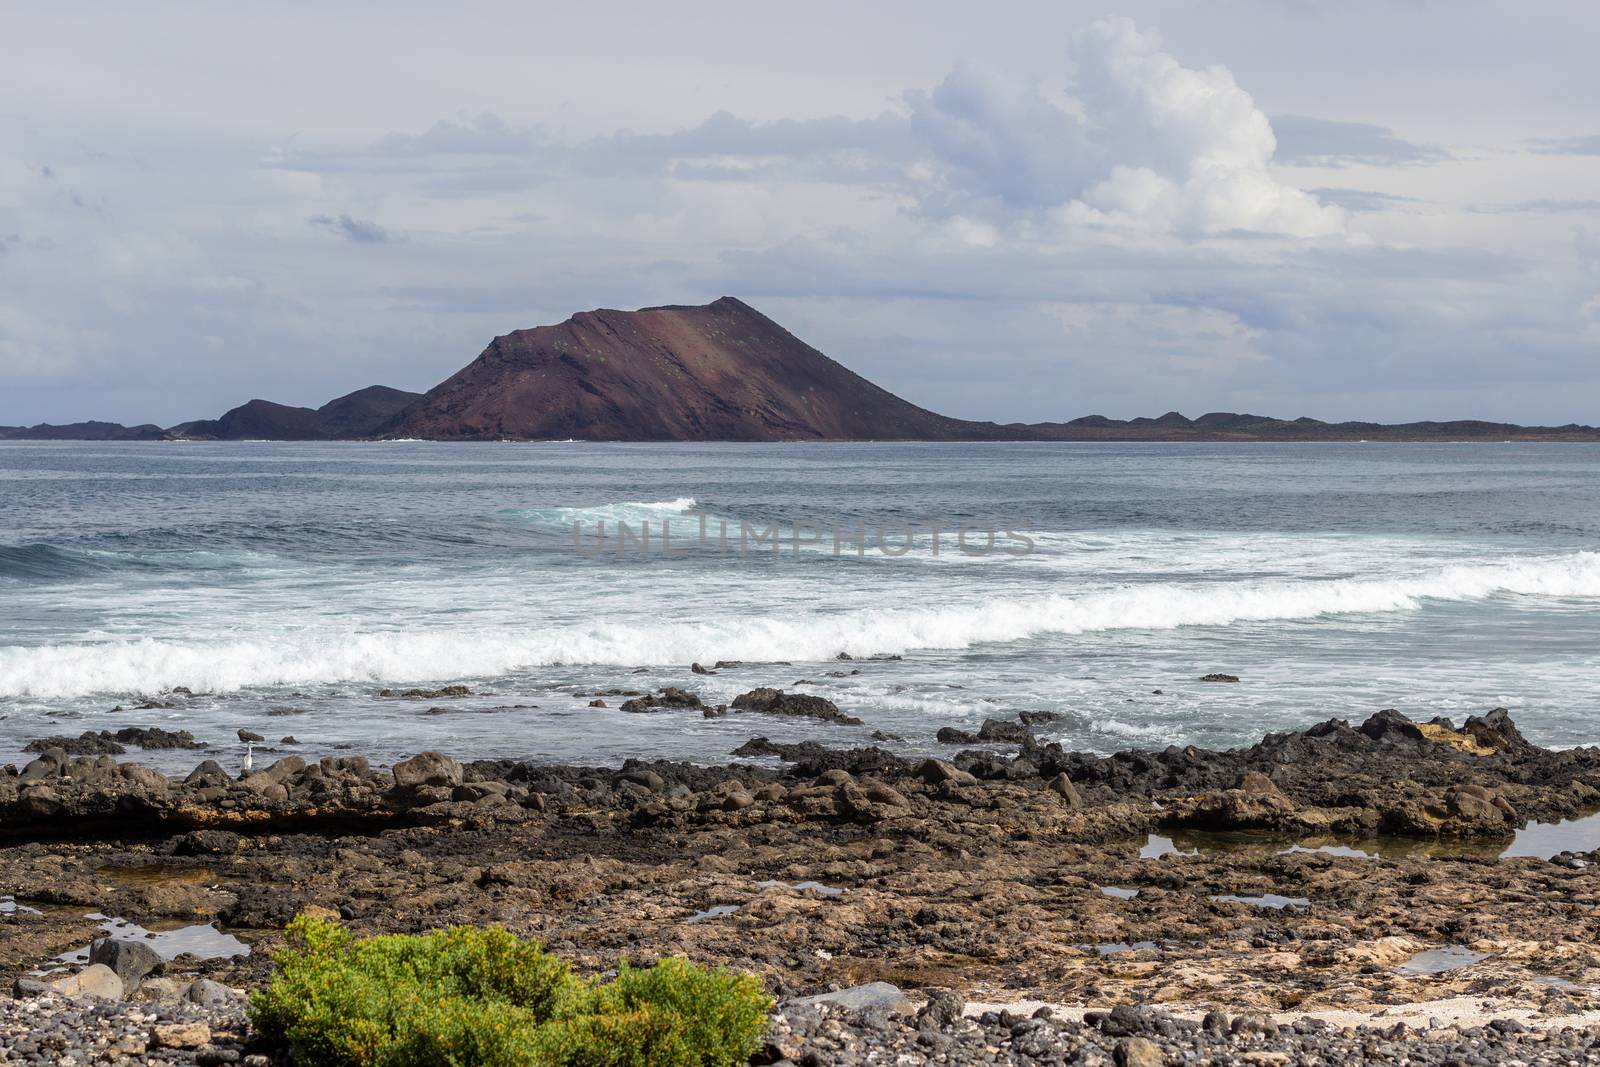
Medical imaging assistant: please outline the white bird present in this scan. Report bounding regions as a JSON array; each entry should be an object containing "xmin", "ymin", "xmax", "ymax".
[{"xmin": 242, "ymin": 743, "xmax": 254, "ymax": 775}]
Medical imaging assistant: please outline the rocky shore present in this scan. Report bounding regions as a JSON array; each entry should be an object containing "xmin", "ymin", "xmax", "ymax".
[{"xmin": 5, "ymin": 700, "xmax": 1600, "ymax": 1064}]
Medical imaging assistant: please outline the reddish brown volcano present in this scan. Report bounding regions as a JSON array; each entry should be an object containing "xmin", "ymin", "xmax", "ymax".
[{"xmin": 383, "ymin": 297, "xmax": 1008, "ymax": 441}]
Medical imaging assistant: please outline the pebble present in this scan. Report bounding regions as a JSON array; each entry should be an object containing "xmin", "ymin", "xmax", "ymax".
[
  {"xmin": 762, "ymin": 998, "xmax": 1600, "ymax": 1066},
  {"xmin": 0, "ymin": 986, "xmax": 249, "ymax": 1066}
]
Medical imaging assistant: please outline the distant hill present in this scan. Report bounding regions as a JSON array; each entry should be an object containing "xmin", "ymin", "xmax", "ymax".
[
  {"xmin": 383, "ymin": 297, "xmax": 1009, "ymax": 441},
  {"xmin": 1018, "ymin": 411, "xmax": 1600, "ymax": 442},
  {"xmin": 5, "ymin": 300, "xmax": 1597, "ymax": 442},
  {"xmin": 0, "ymin": 421, "xmax": 165, "ymax": 441},
  {"xmin": 316, "ymin": 386, "xmax": 424, "ymax": 438},
  {"xmin": 168, "ymin": 385, "xmax": 422, "ymax": 440}
]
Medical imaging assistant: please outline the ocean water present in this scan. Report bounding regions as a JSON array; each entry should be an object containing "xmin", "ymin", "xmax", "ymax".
[{"xmin": 2, "ymin": 440, "xmax": 1598, "ymax": 772}]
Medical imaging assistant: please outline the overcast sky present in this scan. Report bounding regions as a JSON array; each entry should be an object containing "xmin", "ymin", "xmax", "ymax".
[{"xmin": 4, "ymin": 1, "xmax": 1600, "ymax": 426}]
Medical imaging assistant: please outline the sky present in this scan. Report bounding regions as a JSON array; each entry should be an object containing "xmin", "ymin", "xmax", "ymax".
[{"xmin": 3, "ymin": 0, "xmax": 1600, "ymax": 427}]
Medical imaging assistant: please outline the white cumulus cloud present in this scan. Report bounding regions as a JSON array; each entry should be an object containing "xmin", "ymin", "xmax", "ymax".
[{"xmin": 905, "ymin": 18, "xmax": 1346, "ymax": 238}]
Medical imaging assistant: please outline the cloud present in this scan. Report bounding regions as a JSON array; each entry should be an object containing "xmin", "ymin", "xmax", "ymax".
[
  {"xmin": 1271, "ymin": 115, "xmax": 1449, "ymax": 167},
  {"xmin": 6, "ymin": 8, "xmax": 1598, "ymax": 426},
  {"xmin": 583, "ymin": 110, "xmax": 915, "ymax": 184},
  {"xmin": 1578, "ymin": 229, "xmax": 1600, "ymax": 275},
  {"xmin": 1529, "ymin": 134, "xmax": 1600, "ymax": 156},
  {"xmin": 1309, "ymin": 187, "xmax": 1427, "ymax": 213},
  {"xmin": 0, "ymin": 304, "xmax": 95, "ymax": 382},
  {"xmin": 291, "ymin": 18, "xmax": 1342, "ymax": 241},
  {"xmin": 1468, "ymin": 199, "xmax": 1600, "ymax": 215},
  {"xmin": 37, "ymin": 162, "xmax": 93, "ymax": 210},
  {"xmin": 901, "ymin": 18, "xmax": 1346, "ymax": 237},
  {"xmin": 308, "ymin": 213, "xmax": 395, "ymax": 244},
  {"xmin": 372, "ymin": 112, "xmax": 546, "ymax": 157}
]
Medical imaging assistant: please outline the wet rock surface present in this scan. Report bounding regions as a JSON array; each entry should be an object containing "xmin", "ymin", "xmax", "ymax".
[{"xmin": 3, "ymin": 707, "xmax": 1600, "ymax": 1063}]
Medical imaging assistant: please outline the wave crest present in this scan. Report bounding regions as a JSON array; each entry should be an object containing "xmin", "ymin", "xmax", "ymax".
[{"xmin": 1, "ymin": 552, "xmax": 1595, "ymax": 699}]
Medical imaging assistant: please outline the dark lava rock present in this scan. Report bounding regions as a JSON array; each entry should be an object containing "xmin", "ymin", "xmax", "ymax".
[
  {"xmin": 977, "ymin": 718, "xmax": 1032, "ymax": 743},
  {"xmin": 732, "ymin": 738, "xmax": 908, "ymax": 777},
  {"xmin": 1199, "ymin": 673, "xmax": 1240, "ymax": 683},
  {"xmin": 220, "ymin": 885, "xmax": 316, "ymax": 927},
  {"xmin": 23, "ymin": 732, "xmax": 126, "ymax": 756},
  {"xmin": 915, "ymin": 758, "xmax": 978, "ymax": 787},
  {"xmin": 731, "ymin": 688, "xmax": 863, "ymax": 726},
  {"xmin": 620, "ymin": 687, "xmax": 707, "ymax": 713},
  {"xmin": 23, "ymin": 726, "xmax": 208, "ymax": 755},
  {"xmin": 236, "ymin": 729, "xmax": 265, "ymax": 743},
  {"xmin": 88, "ymin": 937, "xmax": 163, "ymax": 990},
  {"xmin": 183, "ymin": 760, "xmax": 233, "ymax": 788},
  {"xmin": 377, "ymin": 685, "xmax": 473, "ymax": 698},
  {"xmin": 169, "ymin": 829, "xmax": 243, "ymax": 855},
  {"xmin": 917, "ymin": 988, "xmax": 966, "ymax": 1029},
  {"xmin": 110, "ymin": 726, "xmax": 206, "ymax": 750}
]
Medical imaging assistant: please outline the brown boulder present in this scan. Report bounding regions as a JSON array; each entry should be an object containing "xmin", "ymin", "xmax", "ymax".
[
  {"xmin": 1048, "ymin": 773, "xmax": 1083, "ymax": 807},
  {"xmin": 392, "ymin": 752, "xmax": 464, "ymax": 789}
]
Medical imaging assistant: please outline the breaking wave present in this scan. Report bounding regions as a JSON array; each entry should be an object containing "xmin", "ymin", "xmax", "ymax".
[
  {"xmin": 2, "ymin": 552, "xmax": 1596, "ymax": 699},
  {"xmin": 0, "ymin": 544, "xmax": 124, "ymax": 582},
  {"xmin": 0, "ymin": 542, "xmax": 275, "ymax": 583}
]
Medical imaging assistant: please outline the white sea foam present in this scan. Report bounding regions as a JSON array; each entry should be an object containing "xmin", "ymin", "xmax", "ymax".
[
  {"xmin": 500, "ymin": 497, "xmax": 699, "ymax": 527},
  {"xmin": 2, "ymin": 551, "xmax": 1597, "ymax": 699}
]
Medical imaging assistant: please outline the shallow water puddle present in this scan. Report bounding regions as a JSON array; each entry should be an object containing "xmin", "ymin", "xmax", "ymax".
[
  {"xmin": 1139, "ymin": 835, "xmax": 1198, "ymax": 859},
  {"xmin": 1210, "ymin": 893, "xmax": 1309, "ymax": 910},
  {"xmin": 95, "ymin": 864, "xmax": 218, "ymax": 889},
  {"xmin": 1396, "ymin": 945, "xmax": 1488, "ymax": 975},
  {"xmin": 1500, "ymin": 810, "xmax": 1600, "ymax": 860},
  {"xmin": 1536, "ymin": 975, "xmax": 1583, "ymax": 991},
  {"xmin": 1099, "ymin": 886, "xmax": 1139, "ymax": 900},
  {"xmin": 53, "ymin": 914, "xmax": 250, "ymax": 969},
  {"xmin": 1082, "ymin": 941, "xmax": 1159, "ymax": 955},
  {"xmin": 0, "ymin": 896, "xmax": 42, "ymax": 916},
  {"xmin": 686, "ymin": 904, "xmax": 740, "ymax": 924},
  {"xmin": 1281, "ymin": 844, "xmax": 1378, "ymax": 860},
  {"xmin": 1141, "ymin": 820, "xmax": 1600, "ymax": 863}
]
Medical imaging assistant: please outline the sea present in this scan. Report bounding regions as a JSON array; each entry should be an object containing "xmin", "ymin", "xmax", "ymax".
[{"xmin": 2, "ymin": 440, "xmax": 1598, "ymax": 772}]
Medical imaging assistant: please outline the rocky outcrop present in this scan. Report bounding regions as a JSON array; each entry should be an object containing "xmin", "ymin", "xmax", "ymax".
[
  {"xmin": 619, "ymin": 687, "xmax": 712, "ymax": 714},
  {"xmin": 1017, "ymin": 708, "xmax": 1600, "ymax": 832},
  {"xmin": 0, "ymin": 748, "xmax": 534, "ymax": 836},
  {"xmin": 730, "ymin": 688, "xmax": 863, "ymax": 725}
]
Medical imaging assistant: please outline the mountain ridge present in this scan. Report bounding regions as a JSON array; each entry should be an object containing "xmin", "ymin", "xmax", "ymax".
[
  {"xmin": 3, "ymin": 298, "xmax": 1597, "ymax": 442},
  {"xmin": 165, "ymin": 385, "xmax": 422, "ymax": 440}
]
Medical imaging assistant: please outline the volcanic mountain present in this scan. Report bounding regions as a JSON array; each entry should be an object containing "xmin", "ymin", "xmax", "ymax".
[
  {"xmin": 382, "ymin": 297, "xmax": 1010, "ymax": 441},
  {"xmin": 7, "ymin": 298, "xmax": 1598, "ymax": 441}
]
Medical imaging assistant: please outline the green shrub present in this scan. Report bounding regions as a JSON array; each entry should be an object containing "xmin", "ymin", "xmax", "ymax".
[{"xmin": 249, "ymin": 914, "xmax": 772, "ymax": 1067}]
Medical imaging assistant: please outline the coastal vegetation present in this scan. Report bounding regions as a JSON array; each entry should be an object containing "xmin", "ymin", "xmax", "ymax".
[{"xmin": 248, "ymin": 914, "xmax": 772, "ymax": 1066}]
